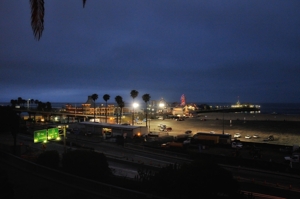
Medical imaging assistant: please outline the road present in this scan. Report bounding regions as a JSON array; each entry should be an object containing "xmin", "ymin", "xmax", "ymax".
[{"xmin": 2, "ymin": 122, "xmax": 300, "ymax": 199}]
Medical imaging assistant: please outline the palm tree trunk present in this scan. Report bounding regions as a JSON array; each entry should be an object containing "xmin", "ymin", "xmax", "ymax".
[
  {"xmin": 94, "ymin": 103, "xmax": 96, "ymax": 122},
  {"xmin": 146, "ymin": 103, "xmax": 148, "ymax": 127},
  {"xmin": 105, "ymin": 102, "xmax": 107, "ymax": 123}
]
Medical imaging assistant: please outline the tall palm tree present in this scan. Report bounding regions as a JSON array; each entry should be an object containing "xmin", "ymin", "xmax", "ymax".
[
  {"xmin": 91, "ymin": 93, "xmax": 98, "ymax": 122},
  {"xmin": 142, "ymin": 94, "xmax": 151, "ymax": 127},
  {"xmin": 10, "ymin": 99, "xmax": 17, "ymax": 107},
  {"xmin": 130, "ymin": 90, "xmax": 139, "ymax": 125},
  {"xmin": 34, "ymin": 99, "xmax": 40, "ymax": 108},
  {"xmin": 103, "ymin": 94, "xmax": 110, "ymax": 123},
  {"xmin": 30, "ymin": 0, "xmax": 87, "ymax": 40},
  {"xmin": 119, "ymin": 100, "xmax": 125, "ymax": 124},
  {"xmin": 17, "ymin": 97, "xmax": 23, "ymax": 105},
  {"xmin": 115, "ymin": 96, "xmax": 123, "ymax": 124}
]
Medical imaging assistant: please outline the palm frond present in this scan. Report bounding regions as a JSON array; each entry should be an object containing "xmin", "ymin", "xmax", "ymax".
[
  {"xmin": 83, "ymin": 0, "xmax": 87, "ymax": 8},
  {"xmin": 30, "ymin": 0, "xmax": 44, "ymax": 41}
]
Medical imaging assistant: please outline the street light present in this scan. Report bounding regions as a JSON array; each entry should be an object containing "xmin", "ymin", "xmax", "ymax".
[
  {"xmin": 132, "ymin": 103, "xmax": 139, "ymax": 125},
  {"xmin": 27, "ymin": 99, "xmax": 31, "ymax": 110},
  {"xmin": 61, "ymin": 125, "xmax": 68, "ymax": 153}
]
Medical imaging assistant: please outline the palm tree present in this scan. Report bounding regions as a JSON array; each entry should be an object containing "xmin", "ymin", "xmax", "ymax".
[
  {"xmin": 34, "ymin": 99, "xmax": 40, "ymax": 108},
  {"xmin": 119, "ymin": 100, "xmax": 125, "ymax": 124},
  {"xmin": 142, "ymin": 94, "xmax": 151, "ymax": 127},
  {"xmin": 17, "ymin": 97, "xmax": 23, "ymax": 105},
  {"xmin": 115, "ymin": 96, "xmax": 123, "ymax": 124},
  {"xmin": 130, "ymin": 90, "xmax": 139, "ymax": 125},
  {"xmin": 10, "ymin": 99, "xmax": 17, "ymax": 107},
  {"xmin": 103, "ymin": 94, "xmax": 110, "ymax": 123},
  {"xmin": 30, "ymin": 0, "xmax": 87, "ymax": 40},
  {"xmin": 91, "ymin": 93, "xmax": 98, "ymax": 122}
]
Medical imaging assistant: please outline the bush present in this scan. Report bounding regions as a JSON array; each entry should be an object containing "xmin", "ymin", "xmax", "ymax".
[
  {"xmin": 36, "ymin": 150, "xmax": 60, "ymax": 170},
  {"xmin": 62, "ymin": 150, "xmax": 112, "ymax": 182}
]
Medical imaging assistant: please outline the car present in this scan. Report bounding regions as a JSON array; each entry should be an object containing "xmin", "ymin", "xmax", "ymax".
[
  {"xmin": 166, "ymin": 127, "xmax": 172, "ymax": 131},
  {"xmin": 85, "ymin": 131, "xmax": 92, "ymax": 136},
  {"xmin": 183, "ymin": 137, "xmax": 191, "ymax": 144},
  {"xmin": 264, "ymin": 135, "xmax": 274, "ymax": 141},
  {"xmin": 253, "ymin": 134, "xmax": 259, "ymax": 138},
  {"xmin": 245, "ymin": 135, "xmax": 252, "ymax": 139},
  {"xmin": 185, "ymin": 130, "xmax": 192, "ymax": 134},
  {"xmin": 234, "ymin": 133, "xmax": 241, "ymax": 138},
  {"xmin": 232, "ymin": 142, "xmax": 243, "ymax": 148}
]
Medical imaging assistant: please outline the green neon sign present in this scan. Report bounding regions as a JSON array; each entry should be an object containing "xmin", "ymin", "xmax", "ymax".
[
  {"xmin": 34, "ymin": 128, "xmax": 60, "ymax": 143},
  {"xmin": 47, "ymin": 128, "xmax": 59, "ymax": 140},
  {"xmin": 34, "ymin": 129, "xmax": 47, "ymax": 143}
]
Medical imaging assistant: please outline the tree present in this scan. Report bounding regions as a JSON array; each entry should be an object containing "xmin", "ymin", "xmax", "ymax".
[
  {"xmin": 103, "ymin": 94, "xmax": 110, "ymax": 123},
  {"xmin": 0, "ymin": 106, "xmax": 20, "ymax": 155},
  {"xmin": 91, "ymin": 94, "xmax": 98, "ymax": 122},
  {"xmin": 30, "ymin": 0, "xmax": 87, "ymax": 41},
  {"xmin": 45, "ymin": 102, "xmax": 52, "ymax": 111},
  {"xmin": 130, "ymin": 90, "xmax": 139, "ymax": 125},
  {"xmin": 114, "ymin": 96, "xmax": 123, "ymax": 124},
  {"xmin": 142, "ymin": 94, "xmax": 151, "ymax": 127},
  {"xmin": 10, "ymin": 99, "xmax": 17, "ymax": 107},
  {"xmin": 146, "ymin": 159, "xmax": 240, "ymax": 198},
  {"xmin": 17, "ymin": 97, "xmax": 23, "ymax": 105},
  {"xmin": 119, "ymin": 100, "xmax": 125, "ymax": 124},
  {"xmin": 62, "ymin": 150, "xmax": 112, "ymax": 182}
]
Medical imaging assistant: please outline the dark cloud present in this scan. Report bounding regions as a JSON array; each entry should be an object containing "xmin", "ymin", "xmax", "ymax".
[{"xmin": 1, "ymin": 0, "xmax": 300, "ymax": 104}]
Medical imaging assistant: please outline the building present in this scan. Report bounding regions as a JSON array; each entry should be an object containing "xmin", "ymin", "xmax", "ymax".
[{"xmin": 75, "ymin": 122, "xmax": 148, "ymax": 139}]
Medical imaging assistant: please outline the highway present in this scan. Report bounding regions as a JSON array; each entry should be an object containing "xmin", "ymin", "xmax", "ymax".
[{"xmin": 2, "ymin": 121, "xmax": 300, "ymax": 199}]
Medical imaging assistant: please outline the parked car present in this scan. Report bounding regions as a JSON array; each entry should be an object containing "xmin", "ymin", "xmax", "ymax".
[
  {"xmin": 263, "ymin": 135, "xmax": 274, "ymax": 141},
  {"xmin": 245, "ymin": 135, "xmax": 252, "ymax": 139},
  {"xmin": 85, "ymin": 131, "xmax": 92, "ymax": 136},
  {"xmin": 185, "ymin": 130, "xmax": 192, "ymax": 134},
  {"xmin": 232, "ymin": 142, "xmax": 243, "ymax": 148},
  {"xmin": 253, "ymin": 134, "xmax": 259, "ymax": 138},
  {"xmin": 234, "ymin": 133, "xmax": 241, "ymax": 138},
  {"xmin": 176, "ymin": 117, "xmax": 184, "ymax": 121}
]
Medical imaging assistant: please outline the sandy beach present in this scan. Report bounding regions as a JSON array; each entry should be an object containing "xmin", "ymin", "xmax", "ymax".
[{"xmin": 149, "ymin": 112, "xmax": 300, "ymax": 146}]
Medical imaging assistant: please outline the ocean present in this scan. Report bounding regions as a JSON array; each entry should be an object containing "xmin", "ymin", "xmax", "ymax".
[{"xmin": 1, "ymin": 102, "xmax": 300, "ymax": 115}]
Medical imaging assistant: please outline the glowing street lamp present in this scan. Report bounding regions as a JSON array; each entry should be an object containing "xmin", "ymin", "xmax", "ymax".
[
  {"xmin": 159, "ymin": 102, "xmax": 164, "ymax": 108},
  {"xmin": 132, "ymin": 103, "xmax": 139, "ymax": 125},
  {"xmin": 159, "ymin": 102, "xmax": 165, "ymax": 114}
]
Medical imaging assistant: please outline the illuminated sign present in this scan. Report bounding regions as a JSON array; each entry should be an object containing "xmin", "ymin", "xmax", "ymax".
[
  {"xmin": 47, "ymin": 128, "xmax": 59, "ymax": 140},
  {"xmin": 34, "ymin": 128, "xmax": 60, "ymax": 143},
  {"xmin": 34, "ymin": 129, "xmax": 47, "ymax": 143}
]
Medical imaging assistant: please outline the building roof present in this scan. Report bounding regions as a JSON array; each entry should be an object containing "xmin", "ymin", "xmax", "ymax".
[{"xmin": 80, "ymin": 122, "xmax": 145, "ymax": 130}]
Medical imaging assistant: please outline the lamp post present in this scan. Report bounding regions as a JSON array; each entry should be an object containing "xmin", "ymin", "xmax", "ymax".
[
  {"xmin": 222, "ymin": 106, "xmax": 224, "ymax": 134},
  {"xmin": 132, "ymin": 103, "xmax": 139, "ymax": 125},
  {"xmin": 159, "ymin": 102, "xmax": 165, "ymax": 118},
  {"xmin": 61, "ymin": 125, "xmax": 68, "ymax": 153},
  {"xmin": 27, "ymin": 99, "xmax": 31, "ymax": 110}
]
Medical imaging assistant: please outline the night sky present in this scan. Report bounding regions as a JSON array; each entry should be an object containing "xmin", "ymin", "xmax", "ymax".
[{"xmin": 1, "ymin": 1, "xmax": 300, "ymax": 105}]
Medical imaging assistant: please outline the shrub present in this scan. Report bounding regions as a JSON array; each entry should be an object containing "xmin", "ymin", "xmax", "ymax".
[
  {"xmin": 36, "ymin": 150, "xmax": 60, "ymax": 170},
  {"xmin": 62, "ymin": 150, "xmax": 112, "ymax": 182}
]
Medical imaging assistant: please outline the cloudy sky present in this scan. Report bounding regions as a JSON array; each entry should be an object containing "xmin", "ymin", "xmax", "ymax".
[{"xmin": 1, "ymin": 0, "xmax": 299, "ymax": 105}]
